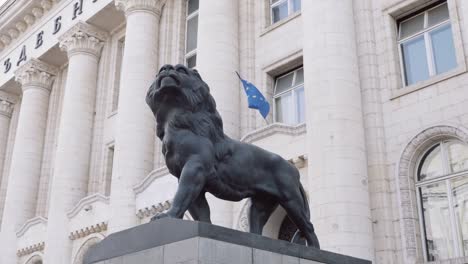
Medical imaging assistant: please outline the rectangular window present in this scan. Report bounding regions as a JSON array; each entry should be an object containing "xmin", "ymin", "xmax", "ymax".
[
  {"xmin": 398, "ymin": 2, "xmax": 457, "ymax": 86},
  {"xmin": 112, "ymin": 38, "xmax": 124, "ymax": 112},
  {"xmin": 104, "ymin": 145, "xmax": 115, "ymax": 196},
  {"xmin": 270, "ymin": 0, "xmax": 301, "ymax": 24},
  {"xmin": 186, "ymin": 0, "xmax": 199, "ymax": 68},
  {"xmin": 274, "ymin": 67, "xmax": 305, "ymax": 125}
]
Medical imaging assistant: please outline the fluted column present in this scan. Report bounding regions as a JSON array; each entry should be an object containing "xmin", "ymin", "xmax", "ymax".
[
  {"xmin": 302, "ymin": 1, "xmax": 374, "ymax": 261},
  {"xmin": 0, "ymin": 99, "xmax": 14, "ymax": 224},
  {"xmin": 195, "ymin": 0, "xmax": 239, "ymax": 229},
  {"xmin": 43, "ymin": 22, "xmax": 106, "ymax": 264},
  {"xmin": 108, "ymin": 0, "xmax": 165, "ymax": 233},
  {"xmin": 0, "ymin": 59, "xmax": 57, "ymax": 264}
]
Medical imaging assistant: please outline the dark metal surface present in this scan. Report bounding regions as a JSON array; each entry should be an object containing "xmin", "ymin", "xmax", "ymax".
[{"xmin": 145, "ymin": 64, "xmax": 320, "ymax": 247}]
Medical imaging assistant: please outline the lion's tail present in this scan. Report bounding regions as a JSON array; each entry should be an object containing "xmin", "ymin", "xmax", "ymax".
[{"xmin": 299, "ymin": 183, "xmax": 311, "ymax": 220}]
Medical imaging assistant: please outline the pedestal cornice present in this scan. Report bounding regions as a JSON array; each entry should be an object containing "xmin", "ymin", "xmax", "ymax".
[
  {"xmin": 58, "ymin": 22, "xmax": 108, "ymax": 59},
  {"xmin": 115, "ymin": 0, "xmax": 167, "ymax": 17},
  {"xmin": 14, "ymin": 58, "xmax": 58, "ymax": 92}
]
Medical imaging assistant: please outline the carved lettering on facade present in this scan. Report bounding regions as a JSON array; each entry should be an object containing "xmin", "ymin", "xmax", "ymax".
[
  {"xmin": 1, "ymin": 0, "xmax": 102, "ymax": 78},
  {"xmin": 36, "ymin": 31, "xmax": 44, "ymax": 49},
  {"xmin": 3, "ymin": 59, "xmax": 11, "ymax": 73},
  {"xmin": 72, "ymin": 0, "xmax": 84, "ymax": 20},
  {"xmin": 16, "ymin": 45, "xmax": 27, "ymax": 66},
  {"xmin": 53, "ymin": 16, "xmax": 62, "ymax": 35}
]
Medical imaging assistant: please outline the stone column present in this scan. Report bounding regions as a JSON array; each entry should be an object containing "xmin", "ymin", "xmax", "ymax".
[
  {"xmin": 43, "ymin": 22, "xmax": 106, "ymax": 264},
  {"xmin": 0, "ymin": 99, "xmax": 13, "ymax": 214},
  {"xmin": 302, "ymin": 1, "xmax": 374, "ymax": 261},
  {"xmin": 197, "ymin": 0, "xmax": 240, "ymax": 138},
  {"xmin": 196, "ymin": 0, "xmax": 240, "ymax": 228},
  {"xmin": 108, "ymin": 0, "xmax": 165, "ymax": 233},
  {"xmin": 0, "ymin": 59, "xmax": 57, "ymax": 264},
  {"xmin": 0, "ymin": 99, "xmax": 14, "ymax": 225}
]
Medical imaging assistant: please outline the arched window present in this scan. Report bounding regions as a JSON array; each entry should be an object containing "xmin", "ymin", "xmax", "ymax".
[{"xmin": 416, "ymin": 140, "xmax": 468, "ymax": 261}]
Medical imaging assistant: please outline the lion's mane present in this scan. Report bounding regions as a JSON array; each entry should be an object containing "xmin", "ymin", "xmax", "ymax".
[{"xmin": 146, "ymin": 70, "xmax": 231, "ymax": 159}]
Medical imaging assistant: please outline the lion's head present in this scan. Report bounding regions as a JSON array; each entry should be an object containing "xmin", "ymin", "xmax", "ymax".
[
  {"xmin": 146, "ymin": 64, "xmax": 224, "ymax": 142},
  {"xmin": 146, "ymin": 64, "xmax": 218, "ymax": 114}
]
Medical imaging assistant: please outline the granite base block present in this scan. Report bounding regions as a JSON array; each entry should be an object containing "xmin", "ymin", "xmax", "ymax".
[{"xmin": 84, "ymin": 218, "xmax": 371, "ymax": 264}]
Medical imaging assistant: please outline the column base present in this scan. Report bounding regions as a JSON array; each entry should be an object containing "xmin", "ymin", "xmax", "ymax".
[{"xmin": 84, "ymin": 218, "xmax": 371, "ymax": 264}]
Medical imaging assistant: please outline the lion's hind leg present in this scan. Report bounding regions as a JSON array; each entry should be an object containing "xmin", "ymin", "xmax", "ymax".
[
  {"xmin": 279, "ymin": 194, "xmax": 320, "ymax": 248},
  {"xmin": 249, "ymin": 196, "xmax": 278, "ymax": 235}
]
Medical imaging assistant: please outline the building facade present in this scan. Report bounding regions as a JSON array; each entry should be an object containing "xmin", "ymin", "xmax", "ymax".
[{"xmin": 0, "ymin": 0, "xmax": 466, "ymax": 263}]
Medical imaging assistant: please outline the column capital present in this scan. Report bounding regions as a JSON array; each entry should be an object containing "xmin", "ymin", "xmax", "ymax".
[
  {"xmin": 58, "ymin": 21, "xmax": 108, "ymax": 59},
  {"xmin": 115, "ymin": 0, "xmax": 167, "ymax": 17},
  {"xmin": 14, "ymin": 58, "xmax": 58, "ymax": 92}
]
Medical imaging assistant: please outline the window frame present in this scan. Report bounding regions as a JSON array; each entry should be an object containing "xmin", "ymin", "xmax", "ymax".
[
  {"xmin": 397, "ymin": 2, "xmax": 455, "ymax": 87},
  {"xmin": 270, "ymin": 0, "xmax": 300, "ymax": 24},
  {"xmin": 273, "ymin": 67, "xmax": 304, "ymax": 125},
  {"xmin": 185, "ymin": 0, "xmax": 199, "ymax": 68},
  {"xmin": 415, "ymin": 140, "xmax": 468, "ymax": 261},
  {"xmin": 107, "ymin": 26, "xmax": 126, "ymax": 117}
]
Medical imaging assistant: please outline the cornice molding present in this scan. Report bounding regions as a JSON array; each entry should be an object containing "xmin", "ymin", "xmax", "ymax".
[
  {"xmin": 240, "ymin": 123, "xmax": 307, "ymax": 143},
  {"xmin": 69, "ymin": 222, "xmax": 108, "ymax": 240},
  {"xmin": 67, "ymin": 193, "xmax": 109, "ymax": 219},
  {"xmin": 14, "ymin": 58, "xmax": 58, "ymax": 91},
  {"xmin": 58, "ymin": 21, "xmax": 108, "ymax": 59},
  {"xmin": 16, "ymin": 216, "xmax": 47, "ymax": 238},
  {"xmin": 16, "ymin": 242, "xmax": 45, "ymax": 257},
  {"xmin": 0, "ymin": 0, "xmax": 60, "ymax": 54},
  {"xmin": 133, "ymin": 166, "xmax": 170, "ymax": 194},
  {"xmin": 115, "ymin": 0, "xmax": 167, "ymax": 17},
  {"xmin": 136, "ymin": 200, "xmax": 172, "ymax": 219}
]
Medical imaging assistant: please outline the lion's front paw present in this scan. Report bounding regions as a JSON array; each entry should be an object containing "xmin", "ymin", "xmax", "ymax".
[{"xmin": 150, "ymin": 212, "xmax": 171, "ymax": 222}]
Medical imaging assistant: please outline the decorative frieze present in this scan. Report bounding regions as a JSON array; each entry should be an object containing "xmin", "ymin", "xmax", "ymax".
[
  {"xmin": 31, "ymin": 7, "xmax": 44, "ymax": 19},
  {"xmin": 58, "ymin": 21, "xmax": 108, "ymax": 58},
  {"xmin": 7, "ymin": 28, "xmax": 19, "ymax": 39},
  {"xmin": 0, "ymin": 34, "xmax": 11, "ymax": 45},
  {"xmin": 136, "ymin": 200, "xmax": 172, "ymax": 219},
  {"xmin": 0, "ymin": 0, "xmax": 61, "ymax": 53},
  {"xmin": 69, "ymin": 222, "xmax": 108, "ymax": 240},
  {"xmin": 16, "ymin": 242, "xmax": 45, "ymax": 257},
  {"xmin": 115, "ymin": 0, "xmax": 167, "ymax": 17},
  {"xmin": 23, "ymin": 14, "xmax": 35, "ymax": 26},
  {"xmin": 15, "ymin": 21, "xmax": 27, "ymax": 33},
  {"xmin": 41, "ymin": 0, "xmax": 53, "ymax": 11},
  {"xmin": 14, "ymin": 58, "xmax": 58, "ymax": 91}
]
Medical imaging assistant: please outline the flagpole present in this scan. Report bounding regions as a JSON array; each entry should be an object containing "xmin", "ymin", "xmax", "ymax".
[{"xmin": 235, "ymin": 71, "xmax": 242, "ymax": 80}]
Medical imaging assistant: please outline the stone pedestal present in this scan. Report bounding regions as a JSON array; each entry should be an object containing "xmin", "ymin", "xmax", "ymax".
[{"xmin": 84, "ymin": 219, "xmax": 371, "ymax": 264}]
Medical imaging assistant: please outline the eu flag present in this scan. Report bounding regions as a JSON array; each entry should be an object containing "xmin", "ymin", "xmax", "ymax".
[{"xmin": 237, "ymin": 72, "xmax": 270, "ymax": 119}]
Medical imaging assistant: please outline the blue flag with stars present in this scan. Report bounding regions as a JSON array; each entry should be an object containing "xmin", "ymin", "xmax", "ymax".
[{"xmin": 237, "ymin": 72, "xmax": 270, "ymax": 119}]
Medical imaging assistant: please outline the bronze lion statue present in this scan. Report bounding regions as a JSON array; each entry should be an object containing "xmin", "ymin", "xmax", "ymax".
[{"xmin": 146, "ymin": 64, "xmax": 320, "ymax": 248}]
